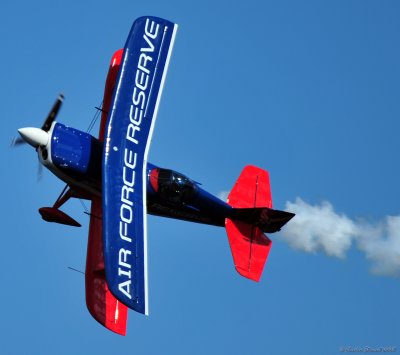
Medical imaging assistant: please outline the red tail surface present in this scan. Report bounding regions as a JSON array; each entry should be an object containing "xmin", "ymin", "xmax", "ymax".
[{"xmin": 225, "ymin": 166, "xmax": 273, "ymax": 282}]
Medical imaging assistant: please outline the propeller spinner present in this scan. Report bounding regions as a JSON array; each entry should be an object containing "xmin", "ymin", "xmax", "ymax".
[
  {"xmin": 17, "ymin": 127, "xmax": 49, "ymax": 148},
  {"xmin": 12, "ymin": 93, "xmax": 64, "ymax": 148}
]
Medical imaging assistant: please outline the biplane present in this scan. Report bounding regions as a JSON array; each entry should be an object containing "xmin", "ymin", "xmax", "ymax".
[{"xmin": 14, "ymin": 16, "xmax": 294, "ymax": 335}]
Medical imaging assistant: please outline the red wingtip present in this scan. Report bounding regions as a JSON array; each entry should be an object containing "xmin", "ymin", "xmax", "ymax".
[{"xmin": 86, "ymin": 197, "xmax": 128, "ymax": 335}]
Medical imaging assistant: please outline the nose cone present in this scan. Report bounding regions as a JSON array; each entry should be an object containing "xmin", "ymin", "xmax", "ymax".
[{"xmin": 18, "ymin": 127, "xmax": 49, "ymax": 148}]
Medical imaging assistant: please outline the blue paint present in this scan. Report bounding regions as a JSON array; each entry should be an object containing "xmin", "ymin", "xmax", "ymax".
[
  {"xmin": 102, "ymin": 17, "xmax": 177, "ymax": 314},
  {"xmin": 51, "ymin": 123, "xmax": 92, "ymax": 173}
]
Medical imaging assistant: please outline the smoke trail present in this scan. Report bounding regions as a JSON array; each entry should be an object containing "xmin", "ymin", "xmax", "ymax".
[
  {"xmin": 280, "ymin": 198, "xmax": 400, "ymax": 277},
  {"xmin": 217, "ymin": 190, "xmax": 230, "ymax": 202}
]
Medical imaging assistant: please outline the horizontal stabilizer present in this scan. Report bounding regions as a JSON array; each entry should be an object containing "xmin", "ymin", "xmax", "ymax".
[
  {"xmin": 227, "ymin": 165, "xmax": 272, "ymax": 209},
  {"xmin": 225, "ymin": 219, "xmax": 272, "ymax": 282},
  {"xmin": 224, "ymin": 165, "xmax": 291, "ymax": 281}
]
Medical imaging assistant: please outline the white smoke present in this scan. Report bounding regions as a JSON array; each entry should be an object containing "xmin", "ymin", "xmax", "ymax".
[
  {"xmin": 217, "ymin": 190, "xmax": 230, "ymax": 202},
  {"xmin": 280, "ymin": 198, "xmax": 400, "ymax": 277}
]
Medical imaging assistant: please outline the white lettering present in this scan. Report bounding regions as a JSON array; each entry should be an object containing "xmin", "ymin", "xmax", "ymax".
[
  {"xmin": 145, "ymin": 19, "xmax": 159, "ymax": 39},
  {"xmin": 126, "ymin": 123, "xmax": 140, "ymax": 144},
  {"xmin": 123, "ymin": 166, "xmax": 135, "ymax": 187},
  {"xmin": 119, "ymin": 221, "xmax": 132, "ymax": 243},
  {"xmin": 138, "ymin": 53, "xmax": 152, "ymax": 74},
  {"xmin": 120, "ymin": 203, "xmax": 132, "ymax": 224},
  {"xmin": 118, "ymin": 280, "xmax": 132, "ymax": 299},
  {"xmin": 121, "ymin": 185, "xmax": 133, "ymax": 206},
  {"xmin": 135, "ymin": 68, "xmax": 149, "ymax": 91},
  {"xmin": 129, "ymin": 102, "xmax": 144, "ymax": 124},
  {"xmin": 124, "ymin": 149, "xmax": 137, "ymax": 169},
  {"xmin": 117, "ymin": 18, "xmax": 161, "ymax": 298},
  {"xmin": 119, "ymin": 248, "xmax": 132, "ymax": 269},
  {"xmin": 118, "ymin": 250, "xmax": 132, "ymax": 298}
]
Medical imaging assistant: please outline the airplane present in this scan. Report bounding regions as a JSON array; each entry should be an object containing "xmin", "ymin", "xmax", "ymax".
[{"xmin": 13, "ymin": 16, "xmax": 295, "ymax": 335}]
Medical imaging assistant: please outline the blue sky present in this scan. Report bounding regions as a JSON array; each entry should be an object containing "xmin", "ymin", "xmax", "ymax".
[{"xmin": 2, "ymin": 1, "xmax": 400, "ymax": 354}]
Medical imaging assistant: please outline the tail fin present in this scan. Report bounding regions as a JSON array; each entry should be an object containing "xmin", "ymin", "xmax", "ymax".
[{"xmin": 225, "ymin": 166, "xmax": 294, "ymax": 282}]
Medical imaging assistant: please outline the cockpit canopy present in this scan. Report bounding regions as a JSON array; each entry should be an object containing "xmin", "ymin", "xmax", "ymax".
[{"xmin": 149, "ymin": 168, "xmax": 197, "ymax": 204}]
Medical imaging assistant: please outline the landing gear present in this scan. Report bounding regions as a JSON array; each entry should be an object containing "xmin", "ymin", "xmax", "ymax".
[{"xmin": 38, "ymin": 185, "xmax": 90, "ymax": 227}]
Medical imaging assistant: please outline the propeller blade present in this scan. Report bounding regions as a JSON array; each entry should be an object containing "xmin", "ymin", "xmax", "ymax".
[
  {"xmin": 10, "ymin": 136, "xmax": 26, "ymax": 147},
  {"xmin": 37, "ymin": 158, "xmax": 43, "ymax": 182},
  {"xmin": 41, "ymin": 93, "xmax": 64, "ymax": 132}
]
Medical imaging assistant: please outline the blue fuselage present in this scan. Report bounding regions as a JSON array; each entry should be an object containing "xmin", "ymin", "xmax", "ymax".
[{"xmin": 47, "ymin": 123, "xmax": 234, "ymax": 227}]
